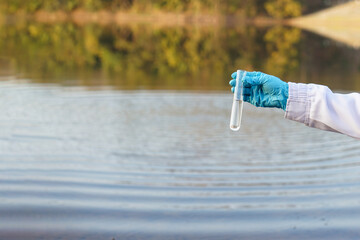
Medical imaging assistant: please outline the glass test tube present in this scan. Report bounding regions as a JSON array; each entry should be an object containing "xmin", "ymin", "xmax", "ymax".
[{"xmin": 230, "ymin": 70, "xmax": 246, "ymax": 131}]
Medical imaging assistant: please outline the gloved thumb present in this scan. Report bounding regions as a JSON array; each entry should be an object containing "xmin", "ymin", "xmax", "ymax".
[
  {"xmin": 243, "ymin": 72, "xmax": 262, "ymax": 88},
  {"xmin": 231, "ymin": 71, "xmax": 262, "ymax": 87}
]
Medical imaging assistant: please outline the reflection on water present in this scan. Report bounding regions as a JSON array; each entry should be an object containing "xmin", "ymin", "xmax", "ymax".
[
  {"xmin": 0, "ymin": 22, "xmax": 359, "ymax": 91},
  {"xmin": 1, "ymin": 82, "xmax": 360, "ymax": 239},
  {"xmin": 0, "ymin": 21, "xmax": 360, "ymax": 240}
]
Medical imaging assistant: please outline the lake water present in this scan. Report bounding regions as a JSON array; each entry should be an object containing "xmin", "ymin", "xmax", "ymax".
[{"xmin": 0, "ymin": 22, "xmax": 360, "ymax": 240}]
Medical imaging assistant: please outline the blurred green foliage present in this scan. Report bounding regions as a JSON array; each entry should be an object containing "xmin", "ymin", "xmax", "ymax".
[
  {"xmin": 264, "ymin": 26, "xmax": 301, "ymax": 76},
  {"xmin": 0, "ymin": 22, "xmax": 358, "ymax": 90},
  {"xmin": 265, "ymin": 0, "xmax": 301, "ymax": 18},
  {"xmin": 0, "ymin": 22, "xmax": 302, "ymax": 89},
  {"xmin": 0, "ymin": 0, "xmax": 302, "ymax": 18}
]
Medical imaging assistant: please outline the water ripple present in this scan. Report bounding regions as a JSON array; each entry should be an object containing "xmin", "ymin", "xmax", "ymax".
[{"xmin": 1, "ymin": 83, "xmax": 360, "ymax": 239}]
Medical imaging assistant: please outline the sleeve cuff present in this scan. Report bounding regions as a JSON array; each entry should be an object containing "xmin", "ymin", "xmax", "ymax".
[{"xmin": 284, "ymin": 82, "xmax": 311, "ymax": 125}]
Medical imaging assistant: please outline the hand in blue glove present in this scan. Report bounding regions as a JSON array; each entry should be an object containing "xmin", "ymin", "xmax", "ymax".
[{"xmin": 229, "ymin": 71, "xmax": 289, "ymax": 111}]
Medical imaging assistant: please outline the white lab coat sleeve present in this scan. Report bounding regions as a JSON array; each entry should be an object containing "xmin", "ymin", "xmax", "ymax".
[{"xmin": 285, "ymin": 82, "xmax": 360, "ymax": 139}]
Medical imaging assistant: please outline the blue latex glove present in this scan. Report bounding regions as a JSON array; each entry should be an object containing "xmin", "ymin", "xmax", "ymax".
[{"xmin": 229, "ymin": 71, "xmax": 289, "ymax": 111}]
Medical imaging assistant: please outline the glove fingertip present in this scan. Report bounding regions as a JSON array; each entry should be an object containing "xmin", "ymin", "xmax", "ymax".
[
  {"xmin": 231, "ymin": 87, "xmax": 235, "ymax": 93},
  {"xmin": 231, "ymin": 72, "xmax": 237, "ymax": 79},
  {"xmin": 229, "ymin": 79, "xmax": 236, "ymax": 87}
]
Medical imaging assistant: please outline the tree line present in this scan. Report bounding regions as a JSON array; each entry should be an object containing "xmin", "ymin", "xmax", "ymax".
[
  {"xmin": 0, "ymin": 0, "xmax": 335, "ymax": 19},
  {"xmin": 0, "ymin": 22, "xmax": 301, "ymax": 88},
  {"xmin": 2, "ymin": 21, "xmax": 357, "ymax": 91}
]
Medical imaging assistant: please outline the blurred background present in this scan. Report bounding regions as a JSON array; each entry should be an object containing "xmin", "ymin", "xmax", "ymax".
[
  {"xmin": 0, "ymin": 1, "xmax": 360, "ymax": 240},
  {"xmin": 0, "ymin": 0, "xmax": 359, "ymax": 90}
]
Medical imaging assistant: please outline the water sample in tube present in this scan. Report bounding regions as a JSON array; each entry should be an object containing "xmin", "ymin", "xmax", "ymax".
[{"xmin": 230, "ymin": 70, "xmax": 246, "ymax": 131}]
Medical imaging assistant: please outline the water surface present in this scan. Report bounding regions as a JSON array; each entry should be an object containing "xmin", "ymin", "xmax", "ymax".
[
  {"xmin": 0, "ymin": 22, "xmax": 360, "ymax": 240},
  {"xmin": 1, "ymin": 81, "xmax": 360, "ymax": 239}
]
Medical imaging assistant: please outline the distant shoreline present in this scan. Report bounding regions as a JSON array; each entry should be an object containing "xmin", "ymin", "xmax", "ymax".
[
  {"xmin": 1, "ymin": 9, "xmax": 283, "ymax": 27},
  {"xmin": 1, "ymin": 1, "xmax": 358, "ymax": 28}
]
